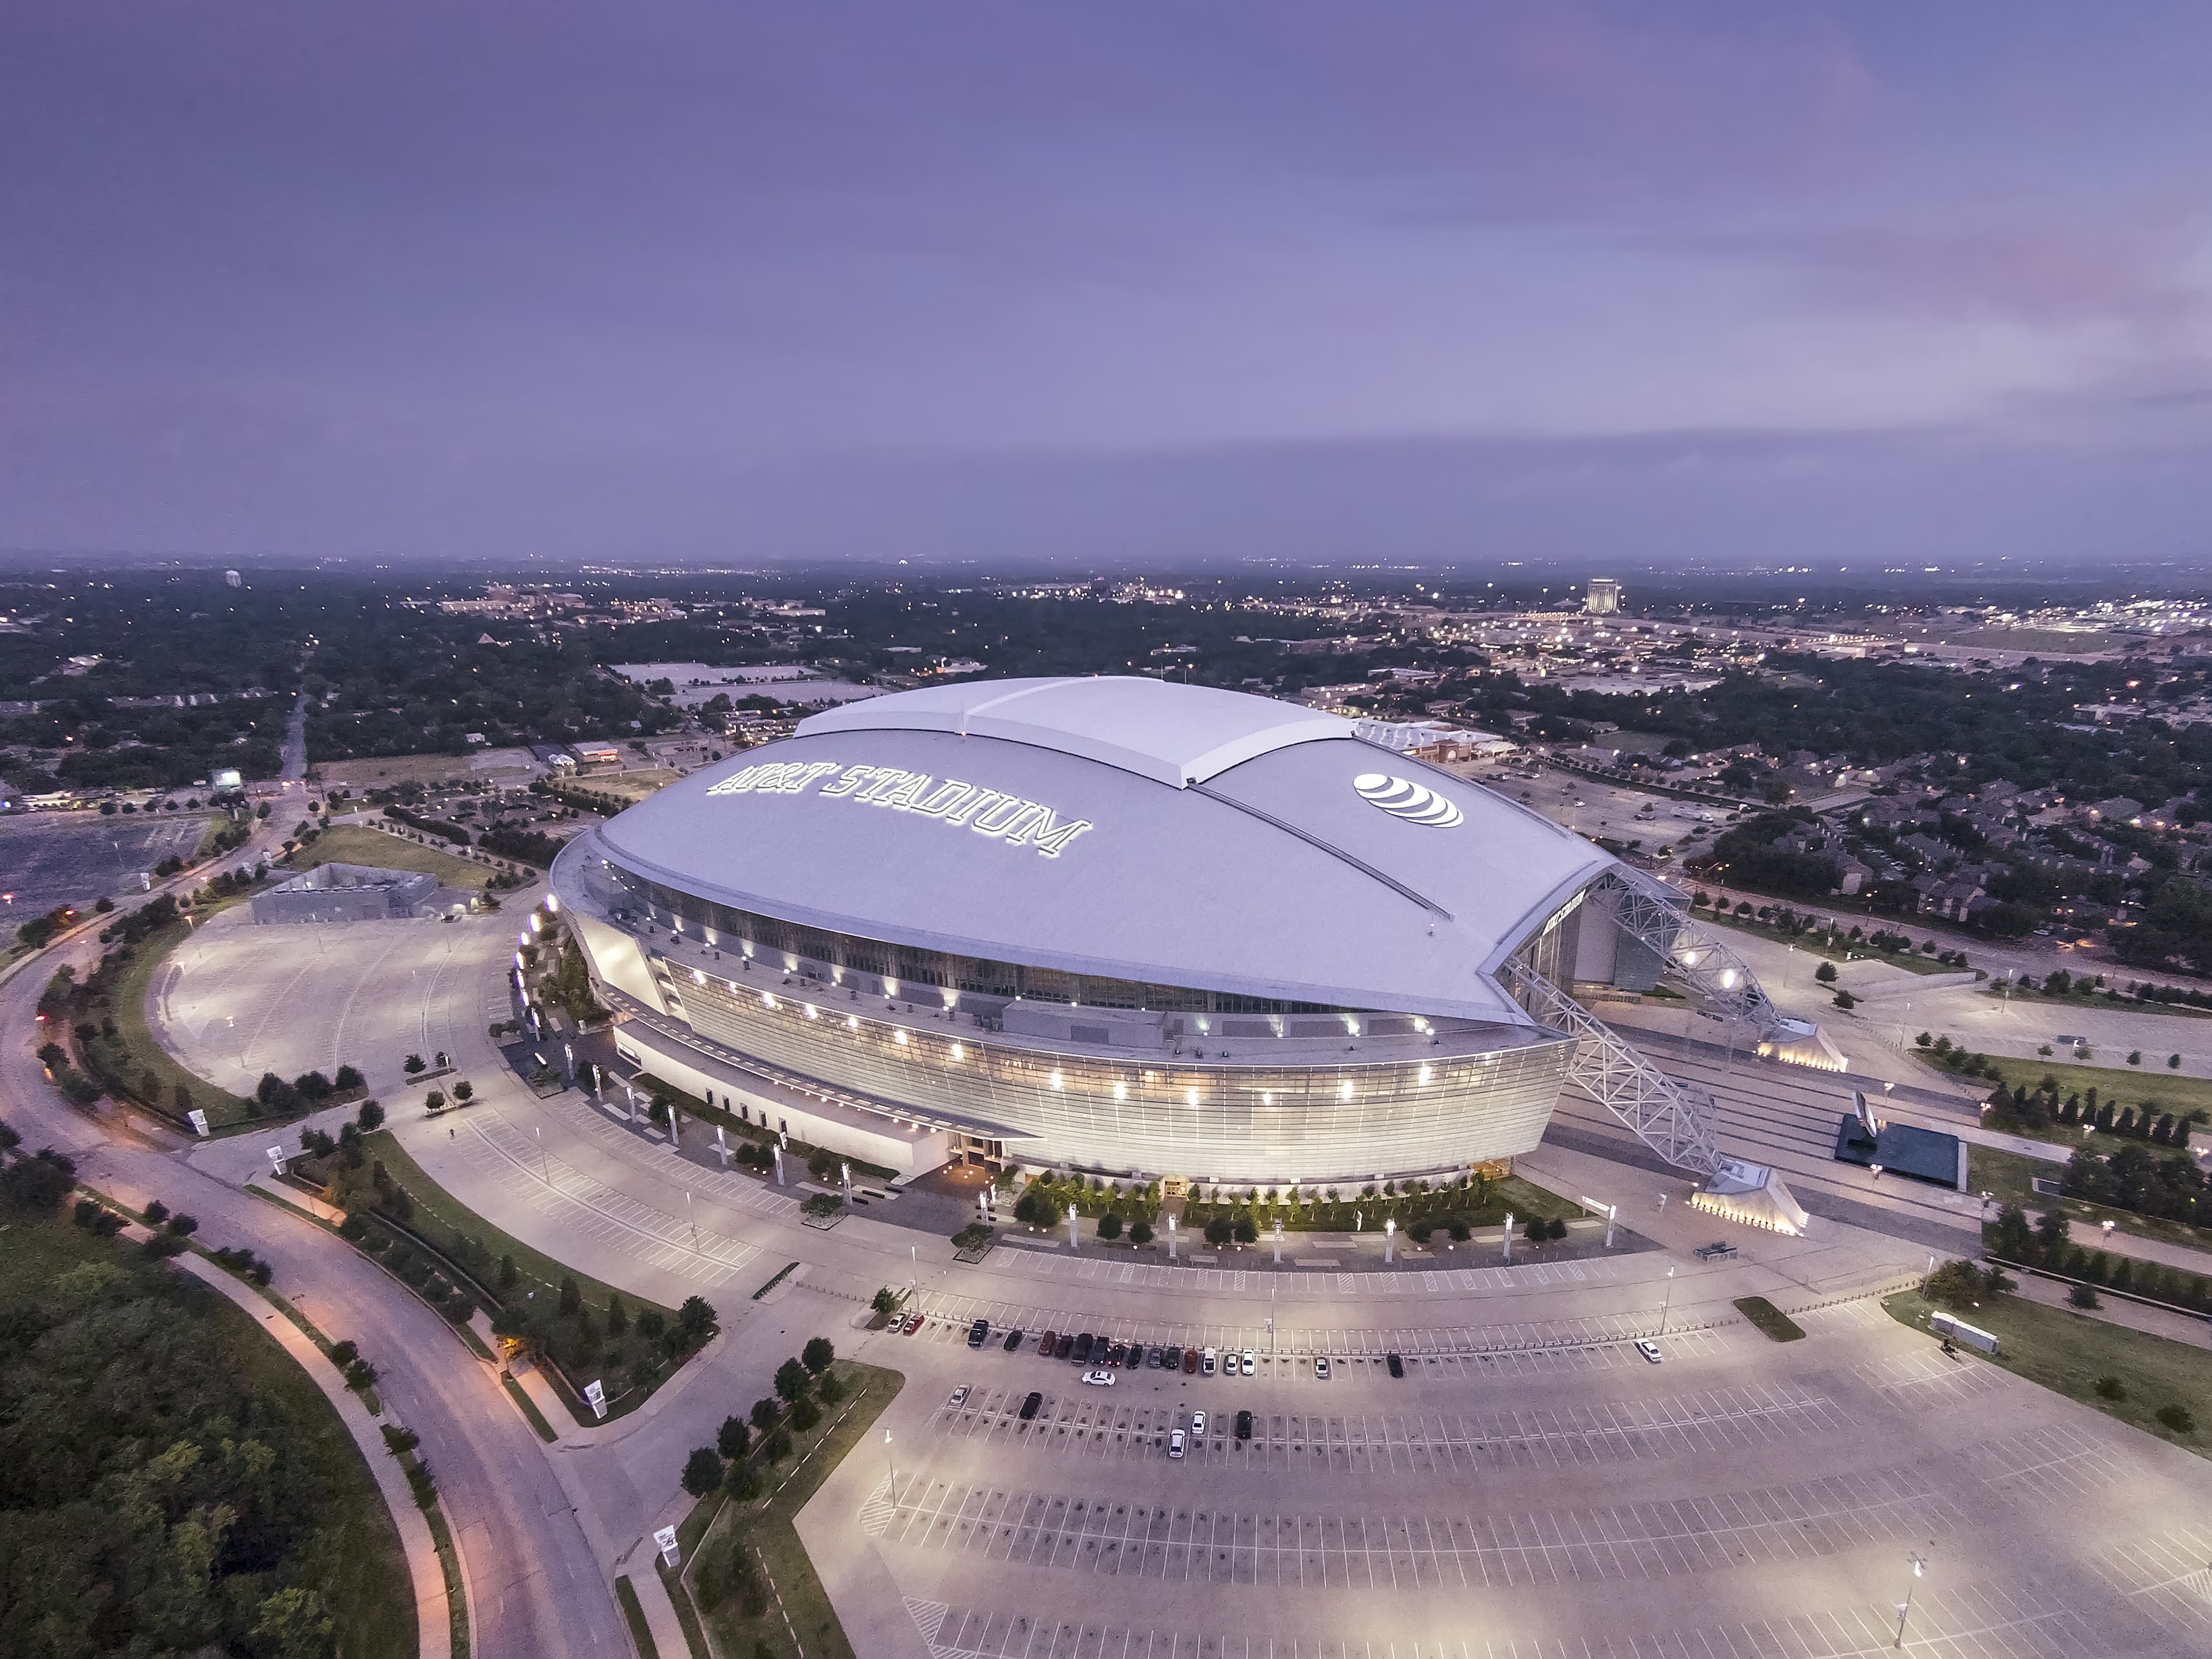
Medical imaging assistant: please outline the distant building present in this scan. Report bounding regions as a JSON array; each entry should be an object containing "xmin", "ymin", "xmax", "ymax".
[
  {"xmin": 253, "ymin": 863, "xmax": 443, "ymax": 925},
  {"xmin": 1583, "ymin": 578, "xmax": 1623, "ymax": 616}
]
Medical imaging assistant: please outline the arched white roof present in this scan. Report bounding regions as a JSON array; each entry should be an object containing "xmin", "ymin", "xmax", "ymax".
[
  {"xmin": 597, "ymin": 677, "xmax": 1613, "ymax": 1024},
  {"xmin": 795, "ymin": 676, "xmax": 1350, "ymax": 788}
]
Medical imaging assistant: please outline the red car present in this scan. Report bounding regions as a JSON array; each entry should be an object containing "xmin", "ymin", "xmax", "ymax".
[
  {"xmin": 1180, "ymin": 1347, "xmax": 1198, "ymax": 1374},
  {"xmin": 1037, "ymin": 1329, "xmax": 1058, "ymax": 1356},
  {"xmin": 900, "ymin": 1310, "xmax": 926, "ymax": 1335}
]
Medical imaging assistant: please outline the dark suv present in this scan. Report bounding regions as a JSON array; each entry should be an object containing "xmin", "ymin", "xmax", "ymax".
[
  {"xmin": 1072, "ymin": 1332, "xmax": 1095, "ymax": 1363},
  {"xmin": 1234, "ymin": 1408, "xmax": 1253, "ymax": 1441},
  {"xmin": 967, "ymin": 1319, "xmax": 990, "ymax": 1348},
  {"xmin": 1019, "ymin": 1391, "xmax": 1043, "ymax": 1421}
]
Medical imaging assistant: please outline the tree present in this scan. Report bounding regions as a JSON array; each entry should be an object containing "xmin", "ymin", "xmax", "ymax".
[
  {"xmin": 403, "ymin": 1052, "xmax": 426, "ymax": 1074},
  {"xmin": 751, "ymin": 1397, "xmax": 780, "ymax": 1431},
  {"xmin": 558, "ymin": 1275, "xmax": 582, "ymax": 1316},
  {"xmin": 1232, "ymin": 1214, "xmax": 1257, "ymax": 1245},
  {"xmin": 2129, "ymin": 1051, "xmax": 2143, "ymax": 1067},
  {"xmin": 816, "ymin": 1372, "xmax": 844, "ymax": 1405},
  {"xmin": 774, "ymin": 1357, "xmax": 810, "ymax": 1402},
  {"xmin": 423, "ymin": 1089, "xmax": 446, "ymax": 1112},
  {"xmin": 1546, "ymin": 1217, "xmax": 1569, "ymax": 1241},
  {"xmin": 679, "ymin": 1294, "xmax": 718, "ymax": 1339},
  {"xmin": 1814, "ymin": 961, "xmax": 1838, "ymax": 984},
  {"xmin": 681, "ymin": 1446, "xmax": 725, "ymax": 1498},
  {"xmin": 498, "ymin": 1254, "xmax": 519, "ymax": 1291},
  {"xmin": 1832, "ymin": 990, "xmax": 1858, "ymax": 1010},
  {"xmin": 357, "ymin": 1098, "xmax": 385, "ymax": 1131},
  {"xmin": 605, "ymin": 1292, "xmax": 626, "ymax": 1334},
  {"xmin": 2169, "ymin": 1054, "xmax": 2183, "ymax": 1070},
  {"xmin": 453, "ymin": 1080, "xmax": 474, "ymax": 1102},
  {"xmin": 2033, "ymin": 1208, "xmax": 2071, "ymax": 1259},
  {"xmin": 872, "ymin": 1287, "xmax": 899, "ymax": 1318},
  {"xmin": 718, "ymin": 1416, "xmax": 752, "ymax": 1459},
  {"xmin": 1128, "ymin": 1217, "xmax": 1153, "ymax": 1247},
  {"xmin": 335, "ymin": 1064, "xmax": 364, "ymax": 1090},
  {"xmin": 0, "ymin": 1147, "xmax": 77, "ymax": 1215},
  {"xmin": 802, "ymin": 1336, "xmax": 835, "ymax": 1374},
  {"xmin": 1096, "ymin": 1211, "xmax": 1123, "ymax": 1241},
  {"xmin": 1203, "ymin": 1216, "xmax": 1233, "ymax": 1246},
  {"xmin": 2156, "ymin": 1404, "xmax": 2196, "ymax": 1435}
]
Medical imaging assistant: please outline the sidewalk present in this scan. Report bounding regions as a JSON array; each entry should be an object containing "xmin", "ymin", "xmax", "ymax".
[
  {"xmin": 175, "ymin": 1255, "xmax": 453, "ymax": 1659},
  {"xmin": 2004, "ymin": 1266, "xmax": 2212, "ymax": 1351}
]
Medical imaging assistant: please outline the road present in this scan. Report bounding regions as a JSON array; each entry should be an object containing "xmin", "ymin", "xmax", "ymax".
[{"xmin": 0, "ymin": 791, "xmax": 624, "ymax": 1659}]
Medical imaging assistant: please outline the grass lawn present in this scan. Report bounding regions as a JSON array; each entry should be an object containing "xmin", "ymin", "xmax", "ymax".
[
  {"xmin": 93, "ymin": 906, "xmax": 260, "ymax": 1131},
  {"xmin": 694, "ymin": 1361, "xmax": 905, "ymax": 1659},
  {"xmin": 1883, "ymin": 1287, "xmax": 2211, "ymax": 1457},
  {"xmin": 1940, "ymin": 1051, "xmax": 2212, "ymax": 1118},
  {"xmin": 290, "ymin": 823, "xmax": 494, "ymax": 889},
  {"xmin": 0, "ymin": 1214, "xmax": 416, "ymax": 1659},
  {"xmin": 1733, "ymin": 1296, "xmax": 1806, "ymax": 1342},
  {"xmin": 367, "ymin": 1129, "xmax": 678, "ymax": 1320},
  {"xmin": 1983, "ymin": 983, "xmax": 2212, "ymax": 1022},
  {"xmin": 1968, "ymin": 1143, "xmax": 2212, "ymax": 1257}
]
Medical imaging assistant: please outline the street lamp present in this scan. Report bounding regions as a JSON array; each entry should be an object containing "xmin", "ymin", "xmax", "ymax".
[
  {"xmin": 1658, "ymin": 1265, "xmax": 1676, "ymax": 1335},
  {"xmin": 1894, "ymin": 1553, "xmax": 1926, "ymax": 1647},
  {"xmin": 535, "ymin": 1124, "xmax": 550, "ymax": 1186},
  {"xmin": 884, "ymin": 1427, "xmax": 897, "ymax": 1509}
]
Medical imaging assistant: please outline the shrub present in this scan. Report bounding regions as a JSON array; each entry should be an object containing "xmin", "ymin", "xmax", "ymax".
[
  {"xmin": 403, "ymin": 1053, "xmax": 425, "ymax": 1074},
  {"xmin": 762, "ymin": 1429, "xmax": 792, "ymax": 1464},
  {"xmin": 1547, "ymin": 1217, "xmax": 1569, "ymax": 1241},
  {"xmin": 1232, "ymin": 1215, "xmax": 1257, "ymax": 1245},
  {"xmin": 816, "ymin": 1372, "xmax": 844, "ymax": 1405},
  {"xmin": 725, "ymin": 1463, "xmax": 761, "ymax": 1501},
  {"xmin": 2155, "ymin": 1404, "xmax": 2196, "ymax": 1435},
  {"xmin": 1407, "ymin": 1220, "xmax": 1434, "ymax": 1244},
  {"xmin": 453, "ymin": 1081, "xmax": 473, "ymax": 1103},
  {"xmin": 872, "ymin": 1287, "xmax": 899, "ymax": 1318},
  {"xmin": 335, "ymin": 1063, "xmax": 364, "ymax": 1090},
  {"xmin": 789, "ymin": 1397, "xmax": 821, "ymax": 1432},
  {"xmin": 357, "ymin": 1099, "xmax": 385, "ymax": 1131},
  {"xmin": 2069, "ymin": 1282, "xmax": 2101, "ymax": 1309},
  {"xmin": 1128, "ymin": 1217, "xmax": 1153, "ymax": 1247},
  {"xmin": 1814, "ymin": 961, "xmax": 1837, "ymax": 984},
  {"xmin": 422, "ymin": 1090, "xmax": 445, "ymax": 1112},
  {"xmin": 1096, "ymin": 1211, "xmax": 1123, "ymax": 1241},
  {"xmin": 679, "ymin": 1294, "xmax": 718, "ymax": 1340},
  {"xmin": 1203, "ymin": 1217, "xmax": 1233, "ymax": 1247}
]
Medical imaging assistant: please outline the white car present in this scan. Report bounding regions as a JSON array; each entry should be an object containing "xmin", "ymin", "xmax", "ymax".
[
  {"xmin": 1081, "ymin": 1369, "xmax": 1117, "ymax": 1387},
  {"xmin": 948, "ymin": 1387, "xmax": 969, "ymax": 1408},
  {"xmin": 1240, "ymin": 1349, "xmax": 1256, "ymax": 1377},
  {"xmin": 1190, "ymin": 1410, "xmax": 1207, "ymax": 1439},
  {"xmin": 1167, "ymin": 1429, "xmax": 1185, "ymax": 1459},
  {"xmin": 1635, "ymin": 1339, "xmax": 1662, "ymax": 1364},
  {"xmin": 1314, "ymin": 1357, "xmax": 1331, "ymax": 1381},
  {"xmin": 1201, "ymin": 1347, "xmax": 1217, "ymax": 1376}
]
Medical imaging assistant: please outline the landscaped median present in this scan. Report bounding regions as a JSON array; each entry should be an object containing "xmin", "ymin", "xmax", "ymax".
[
  {"xmin": 279, "ymin": 1120, "xmax": 716, "ymax": 1425},
  {"xmin": 657, "ymin": 1346, "xmax": 904, "ymax": 1659}
]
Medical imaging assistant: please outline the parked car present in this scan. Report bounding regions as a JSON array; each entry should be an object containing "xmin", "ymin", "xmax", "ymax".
[
  {"xmin": 967, "ymin": 1319, "xmax": 990, "ymax": 1348},
  {"xmin": 1019, "ymin": 1391, "xmax": 1043, "ymax": 1421},
  {"xmin": 1080, "ymin": 1369, "xmax": 1116, "ymax": 1387},
  {"xmin": 1240, "ymin": 1349, "xmax": 1256, "ymax": 1377},
  {"xmin": 1073, "ymin": 1332, "xmax": 1096, "ymax": 1363},
  {"xmin": 1234, "ymin": 1408, "xmax": 1253, "ymax": 1441},
  {"xmin": 1038, "ymin": 1330, "xmax": 1058, "ymax": 1356},
  {"xmin": 1314, "ymin": 1356, "xmax": 1331, "ymax": 1381},
  {"xmin": 1190, "ymin": 1410, "xmax": 1207, "ymax": 1439},
  {"xmin": 1202, "ymin": 1347, "xmax": 1217, "ymax": 1376},
  {"xmin": 1003, "ymin": 1328, "xmax": 1025, "ymax": 1352},
  {"xmin": 901, "ymin": 1311, "xmax": 926, "ymax": 1335},
  {"xmin": 1385, "ymin": 1351, "xmax": 1404, "ymax": 1378},
  {"xmin": 1145, "ymin": 1345, "xmax": 1162, "ymax": 1369},
  {"xmin": 1167, "ymin": 1429, "xmax": 1185, "ymax": 1459},
  {"xmin": 1054, "ymin": 1333, "xmax": 1074, "ymax": 1359},
  {"xmin": 1635, "ymin": 1339, "xmax": 1662, "ymax": 1364},
  {"xmin": 1181, "ymin": 1348, "xmax": 1198, "ymax": 1374},
  {"xmin": 1105, "ymin": 1340, "xmax": 1127, "ymax": 1367},
  {"xmin": 948, "ymin": 1387, "xmax": 968, "ymax": 1408}
]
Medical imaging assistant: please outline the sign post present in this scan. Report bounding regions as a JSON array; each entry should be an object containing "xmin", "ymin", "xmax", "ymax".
[
  {"xmin": 585, "ymin": 1379, "xmax": 608, "ymax": 1419},
  {"xmin": 653, "ymin": 1525, "xmax": 679, "ymax": 1569},
  {"xmin": 772, "ymin": 1144, "xmax": 786, "ymax": 1186},
  {"xmin": 266, "ymin": 1145, "xmax": 287, "ymax": 1177},
  {"xmin": 188, "ymin": 1108, "xmax": 211, "ymax": 1138},
  {"xmin": 714, "ymin": 1126, "xmax": 729, "ymax": 1169}
]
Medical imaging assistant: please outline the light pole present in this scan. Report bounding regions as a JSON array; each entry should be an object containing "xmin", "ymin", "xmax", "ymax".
[
  {"xmin": 1894, "ymin": 1553, "xmax": 1926, "ymax": 1647},
  {"xmin": 687, "ymin": 1191, "xmax": 700, "ymax": 1253},
  {"xmin": 536, "ymin": 1124, "xmax": 550, "ymax": 1187},
  {"xmin": 1658, "ymin": 1264, "xmax": 1676, "ymax": 1335},
  {"xmin": 910, "ymin": 1244, "xmax": 918, "ymax": 1305},
  {"xmin": 884, "ymin": 1427, "xmax": 898, "ymax": 1509}
]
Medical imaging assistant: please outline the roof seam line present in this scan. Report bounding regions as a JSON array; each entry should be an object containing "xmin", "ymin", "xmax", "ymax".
[{"xmin": 1188, "ymin": 783, "xmax": 1455, "ymax": 921}]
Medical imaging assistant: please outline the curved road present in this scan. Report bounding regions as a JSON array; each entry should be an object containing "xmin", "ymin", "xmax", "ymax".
[{"xmin": 0, "ymin": 798, "xmax": 624, "ymax": 1659}]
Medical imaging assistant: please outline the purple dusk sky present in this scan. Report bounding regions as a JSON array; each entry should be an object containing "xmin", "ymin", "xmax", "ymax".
[{"xmin": 3, "ymin": 2, "xmax": 2209, "ymax": 569}]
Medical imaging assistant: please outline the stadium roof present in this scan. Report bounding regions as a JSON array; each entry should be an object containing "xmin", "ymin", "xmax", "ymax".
[
  {"xmin": 597, "ymin": 677, "xmax": 1613, "ymax": 1023},
  {"xmin": 795, "ymin": 676, "xmax": 1349, "ymax": 788}
]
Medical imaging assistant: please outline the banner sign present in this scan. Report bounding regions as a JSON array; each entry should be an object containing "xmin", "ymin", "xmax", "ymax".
[{"xmin": 585, "ymin": 1379, "xmax": 608, "ymax": 1419}]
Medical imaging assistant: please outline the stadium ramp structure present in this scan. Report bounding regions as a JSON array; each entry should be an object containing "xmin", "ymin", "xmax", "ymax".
[{"xmin": 1507, "ymin": 867, "xmax": 1810, "ymax": 1236}]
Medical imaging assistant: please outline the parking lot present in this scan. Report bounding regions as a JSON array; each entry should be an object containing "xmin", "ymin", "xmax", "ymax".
[{"xmin": 821, "ymin": 1279, "xmax": 2212, "ymax": 1659}]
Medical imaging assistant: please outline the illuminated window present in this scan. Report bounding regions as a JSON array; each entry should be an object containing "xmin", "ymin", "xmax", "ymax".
[
  {"xmin": 762, "ymin": 992, "xmax": 777, "ymax": 1009},
  {"xmin": 894, "ymin": 1030, "xmax": 909, "ymax": 1046},
  {"xmin": 950, "ymin": 1043, "xmax": 964, "ymax": 1061},
  {"xmin": 1185, "ymin": 1088, "xmax": 1200, "ymax": 1107},
  {"xmin": 1338, "ymin": 1081, "xmax": 1354, "ymax": 1101},
  {"xmin": 1049, "ymin": 1071, "xmax": 1064, "ymax": 1089}
]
